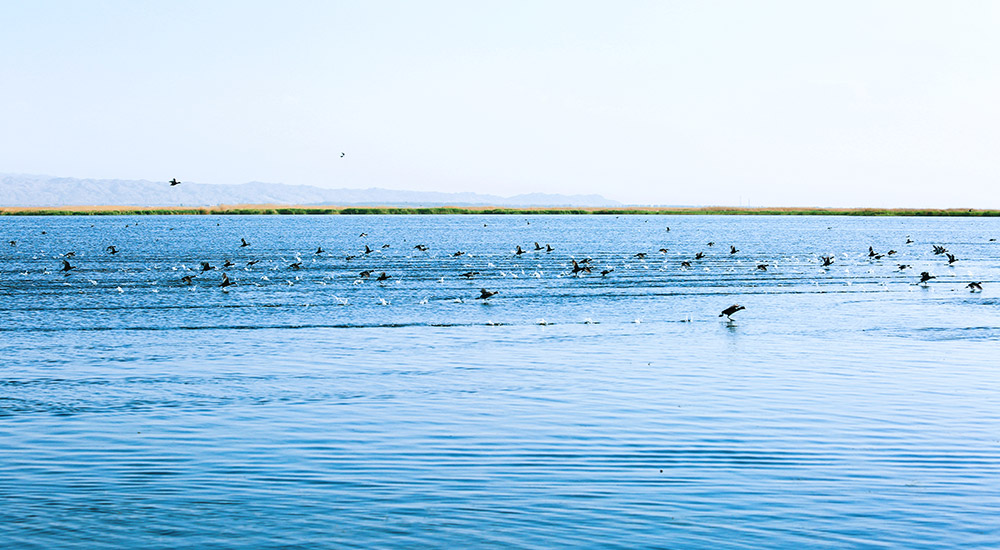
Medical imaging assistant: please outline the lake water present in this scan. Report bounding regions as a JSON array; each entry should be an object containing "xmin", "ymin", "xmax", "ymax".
[{"xmin": 1, "ymin": 214, "xmax": 998, "ymax": 549}]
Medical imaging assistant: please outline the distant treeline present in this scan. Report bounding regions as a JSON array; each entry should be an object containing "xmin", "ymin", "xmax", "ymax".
[{"xmin": 2, "ymin": 206, "xmax": 999, "ymax": 216}]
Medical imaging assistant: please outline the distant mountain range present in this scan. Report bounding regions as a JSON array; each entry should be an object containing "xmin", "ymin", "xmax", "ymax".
[{"xmin": 0, "ymin": 174, "xmax": 620, "ymax": 208}]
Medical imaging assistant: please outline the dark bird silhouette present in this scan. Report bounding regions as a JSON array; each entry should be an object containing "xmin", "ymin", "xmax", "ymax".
[
  {"xmin": 887, "ymin": 250, "xmax": 897, "ymax": 255},
  {"xmin": 658, "ymin": 248, "xmax": 669, "ymax": 254},
  {"xmin": 241, "ymin": 238, "xmax": 250, "ymax": 247},
  {"xmin": 8, "ymin": 240, "xmax": 15, "ymax": 246},
  {"xmin": 680, "ymin": 261, "xmax": 691, "ymax": 268},
  {"xmin": 756, "ymin": 264, "xmax": 768, "ymax": 271},
  {"xmin": 946, "ymin": 253, "xmax": 957, "ymax": 264},
  {"xmin": 376, "ymin": 272, "xmax": 390, "ymax": 281},
  {"xmin": 534, "ymin": 242, "xmax": 543, "ymax": 250},
  {"xmin": 169, "ymin": 178, "xmax": 181, "ymax": 186},
  {"xmin": 64, "ymin": 251, "xmax": 76, "ymax": 258},
  {"xmin": 453, "ymin": 251, "xmax": 465, "ymax": 257},
  {"xmin": 479, "ymin": 288, "xmax": 498, "ymax": 300},
  {"xmin": 181, "ymin": 275, "xmax": 195, "ymax": 284},
  {"xmin": 515, "ymin": 245, "xmax": 526, "ymax": 255},
  {"xmin": 223, "ymin": 260, "xmax": 235, "ymax": 268},
  {"xmin": 967, "ymin": 282, "xmax": 983, "ymax": 291},
  {"xmin": 364, "ymin": 245, "xmax": 373, "ymax": 254},
  {"xmin": 707, "ymin": 242, "xmax": 715, "ymax": 246},
  {"xmin": 340, "ymin": 152, "xmax": 345, "ymax": 158},
  {"xmin": 61, "ymin": 259, "xmax": 75, "ymax": 272},
  {"xmin": 906, "ymin": 237, "xmax": 914, "ymax": 244},
  {"xmin": 106, "ymin": 245, "xmax": 118, "ymax": 254},
  {"xmin": 634, "ymin": 252, "xmax": 647, "ymax": 259},
  {"xmin": 345, "ymin": 255, "xmax": 356, "ymax": 261},
  {"xmin": 414, "ymin": 244, "xmax": 429, "ymax": 251},
  {"xmin": 720, "ymin": 304, "xmax": 745, "ymax": 320},
  {"xmin": 316, "ymin": 247, "xmax": 324, "ymax": 254},
  {"xmin": 695, "ymin": 252, "xmax": 705, "ymax": 260},
  {"xmin": 601, "ymin": 267, "xmax": 614, "ymax": 276},
  {"xmin": 246, "ymin": 259, "xmax": 260, "ymax": 266},
  {"xmin": 200, "ymin": 262, "xmax": 215, "ymax": 272},
  {"xmin": 897, "ymin": 264, "xmax": 910, "ymax": 271},
  {"xmin": 381, "ymin": 244, "xmax": 390, "ymax": 249},
  {"xmin": 820, "ymin": 256, "xmax": 834, "ymax": 266},
  {"xmin": 730, "ymin": 245, "xmax": 738, "ymax": 254},
  {"xmin": 919, "ymin": 271, "xmax": 935, "ymax": 284},
  {"xmin": 868, "ymin": 246, "xmax": 878, "ymax": 258},
  {"xmin": 571, "ymin": 259, "xmax": 591, "ymax": 275},
  {"xmin": 461, "ymin": 271, "xmax": 479, "ymax": 278},
  {"xmin": 290, "ymin": 262, "xmax": 302, "ymax": 270},
  {"xmin": 932, "ymin": 245, "xmax": 947, "ymax": 255},
  {"xmin": 359, "ymin": 270, "xmax": 373, "ymax": 278},
  {"xmin": 545, "ymin": 244, "xmax": 554, "ymax": 252},
  {"xmin": 359, "ymin": 232, "xmax": 367, "ymax": 237},
  {"xmin": 220, "ymin": 273, "xmax": 234, "ymax": 287}
]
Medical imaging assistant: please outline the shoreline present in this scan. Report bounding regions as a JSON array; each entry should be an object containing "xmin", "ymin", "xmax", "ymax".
[{"xmin": 1, "ymin": 204, "xmax": 998, "ymax": 216}]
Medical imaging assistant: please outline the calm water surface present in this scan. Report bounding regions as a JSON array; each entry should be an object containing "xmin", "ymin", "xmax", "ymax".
[{"xmin": 1, "ymin": 215, "xmax": 998, "ymax": 548}]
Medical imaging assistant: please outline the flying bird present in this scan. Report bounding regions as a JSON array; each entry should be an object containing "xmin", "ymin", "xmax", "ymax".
[
  {"xmin": 820, "ymin": 256, "xmax": 834, "ymax": 266},
  {"xmin": 220, "ymin": 273, "xmax": 234, "ymax": 287},
  {"xmin": 967, "ymin": 282, "xmax": 983, "ymax": 291},
  {"xmin": 241, "ymin": 238, "xmax": 250, "ymax": 247},
  {"xmin": 730, "ymin": 245, "xmax": 738, "ymax": 254},
  {"xmin": 946, "ymin": 253, "xmax": 958, "ymax": 264},
  {"xmin": 695, "ymin": 252, "xmax": 705, "ymax": 260},
  {"xmin": 479, "ymin": 288, "xmax": 498, "ymax": 300},
  {"xmin": 720, "ymin": 304, "xmax": 745, "ymax": 320},
  {"xmin": 60, "ymin": 260, "xmax": 75, "ymax": 272},
  {"xmin": 106, "ymin": 245, "xmax": 119, "ymax": 254},
  {"xmin": 919, "ymin": 271, "xmax": 935, "ymax": 284},
  {"xmin": 169, "ymin": 178, "xmax": 181, "ymax": 186},
  {"xmin": 200, "ymin": 262, "xmax": 215, "ymax": 272},
  {"xmin": 376, "ymin": 272, "xmax": 390, "ymax": 281}
]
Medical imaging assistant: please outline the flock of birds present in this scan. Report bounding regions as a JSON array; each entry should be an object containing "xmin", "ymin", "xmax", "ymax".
[
  {"xmin": 2, "ymin": 179, "xmax": 991, "ymax": 324},
  {"xmin": 6, "ymin": 216, "xmax": 992, "ymax": 326}
]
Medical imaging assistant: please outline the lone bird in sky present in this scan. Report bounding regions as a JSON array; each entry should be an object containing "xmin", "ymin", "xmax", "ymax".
[
  {"xmin": 169, "ymin": 178, "xmax": 181, "ymax": 186},
  {"xmin": 820, "ymin": 255, "xmax": 834, "ymax": 266},
  {"xmin": 241, "ymin": 238, "xmax": 250, "ymax": 247},
  {"xmin": 106, "ymin": 245, "xmax": 119, "ymax": 254},
  {"xmin": 720, "ymin": 304, "xmax": 745, "ymax": 320},
  {"xmin": 479, "ymin": 288, "xmax": 498, "ymax": 300},
  {"xmin": 730, "ymin": 245, "xmax": 738, "ymax": 254}
]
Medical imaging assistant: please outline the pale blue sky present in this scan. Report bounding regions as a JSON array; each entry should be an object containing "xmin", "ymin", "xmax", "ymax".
[{"xmin": 2, "ymin": 1, "xmax": 998, "ymax": 207}]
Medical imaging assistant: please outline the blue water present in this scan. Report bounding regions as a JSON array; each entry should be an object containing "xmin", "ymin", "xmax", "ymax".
[{"xmin": 1, "ymin": 214, "xmax": 998, "ymax": 549}]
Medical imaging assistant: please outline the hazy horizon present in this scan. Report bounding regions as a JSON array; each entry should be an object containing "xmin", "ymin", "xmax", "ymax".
[{"xmin": 2, "ymin": 1, "xmax": 999, "ymax": 208}]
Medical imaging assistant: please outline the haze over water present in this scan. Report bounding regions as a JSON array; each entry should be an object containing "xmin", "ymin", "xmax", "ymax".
[{"xmin": 1, "ymin": 214, "xmax": 998, "ymax": 548}]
